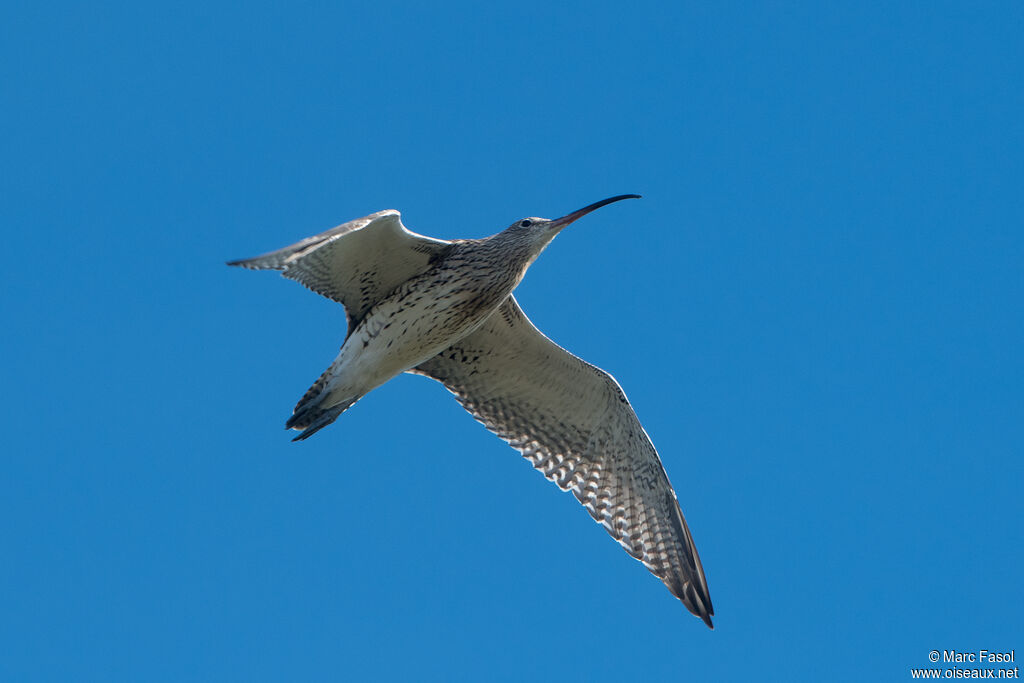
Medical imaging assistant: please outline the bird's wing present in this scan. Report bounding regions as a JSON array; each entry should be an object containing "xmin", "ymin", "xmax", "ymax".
[
  {"xmin": 227, "ymin": 210, "xmax": 450, "ymax": 334},
  {"xmin": 410, "ymin": 295, "xmax": 714, "ymax": 627}
]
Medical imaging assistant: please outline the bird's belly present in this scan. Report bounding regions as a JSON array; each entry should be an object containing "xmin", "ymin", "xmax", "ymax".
[{"xmin": 339, "ymin": 276, "xmax": 503, "ymax": 391}]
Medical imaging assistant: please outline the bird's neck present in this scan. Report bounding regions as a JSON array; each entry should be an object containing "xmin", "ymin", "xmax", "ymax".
[{"xmin": 484, "ymin": 233, "xmax": 547, "ymax": 285}]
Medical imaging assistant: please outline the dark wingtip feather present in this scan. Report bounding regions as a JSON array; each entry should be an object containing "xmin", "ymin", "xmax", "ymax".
[{"xmin": 226, "ymin": 257, "xmax": 264, "ymax": 269}]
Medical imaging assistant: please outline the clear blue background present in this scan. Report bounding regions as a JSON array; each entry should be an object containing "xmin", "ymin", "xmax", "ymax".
[{"xmin": 2, "ymin": 2, "xmax": 1021, "ymax": 681}]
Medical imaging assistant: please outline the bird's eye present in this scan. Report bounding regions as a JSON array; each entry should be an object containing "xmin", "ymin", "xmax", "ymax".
[{"xmin": 519, "ymin": 219, "xmax": 533, "ymax": 228}]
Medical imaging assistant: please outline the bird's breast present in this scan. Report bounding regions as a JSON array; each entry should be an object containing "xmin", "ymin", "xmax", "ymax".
[{"xmin": 339, "ymin": 262, "xmax": 514, "ymax": 388}]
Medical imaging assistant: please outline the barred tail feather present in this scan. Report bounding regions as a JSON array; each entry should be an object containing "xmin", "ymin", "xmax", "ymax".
[{"xmin": 285, "ymin": 363, "xmax": 361, "ymax": 441}]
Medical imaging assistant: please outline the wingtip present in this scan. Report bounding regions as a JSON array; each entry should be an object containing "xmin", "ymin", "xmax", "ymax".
[
  {"xmin": 695, "ymin": 589, "xmax": 715, "ymax": 630},
  {"xmin": 669, "ymin": 574, "xmax": 715, "ymax": 630},
  {"xmin": 688, "ymin": 587, "xmax": 714, "ymax": 629}
]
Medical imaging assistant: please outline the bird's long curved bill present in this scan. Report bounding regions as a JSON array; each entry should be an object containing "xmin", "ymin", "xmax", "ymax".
[{"xmin": 550, "ymin": 194, "xmax": 641, "ymax": 229}]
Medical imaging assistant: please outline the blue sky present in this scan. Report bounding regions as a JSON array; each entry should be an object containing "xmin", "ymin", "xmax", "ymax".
[{"xmin": 2, "ymin": 1, "xmax": 1021, "ymax": 681}]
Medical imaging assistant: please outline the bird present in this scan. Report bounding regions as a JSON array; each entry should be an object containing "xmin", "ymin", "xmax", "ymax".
[{"xmin": 227, "ymin": 195, "xmax": 714, "ymax": 628}]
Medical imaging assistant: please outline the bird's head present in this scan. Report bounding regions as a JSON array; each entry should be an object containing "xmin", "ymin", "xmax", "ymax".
[{"xmin": 500, "ymin": 194, "xmax": 641, "ymax": 258}]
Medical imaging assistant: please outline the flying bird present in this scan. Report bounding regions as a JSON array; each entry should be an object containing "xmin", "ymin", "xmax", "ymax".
[{"xmin": 228, "ymin": 195, "xmax": 714, "ymax": 627}]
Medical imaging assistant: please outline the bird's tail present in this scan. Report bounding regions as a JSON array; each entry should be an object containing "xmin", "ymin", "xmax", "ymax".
[
  {"xmin": 286, "ymin": 366, "xmax": 361, "ymax": 441},
  {"xmin": 287, "ymin": 401, "xmax": 355, "ymax": 441}
]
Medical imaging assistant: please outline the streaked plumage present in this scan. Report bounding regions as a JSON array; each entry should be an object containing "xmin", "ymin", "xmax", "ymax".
[{"xmin": 228, "ymin": 196, "xmax": 714, "ymax": 627}]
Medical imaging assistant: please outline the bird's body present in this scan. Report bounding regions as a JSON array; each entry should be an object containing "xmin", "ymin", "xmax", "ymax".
[
  {"xmin": 228, "ymin": 196, "xmax": 715, "ymax": 628},
  {"xmin": 286, "ymin": 227, "xmax": 540, "ymax": 437}
]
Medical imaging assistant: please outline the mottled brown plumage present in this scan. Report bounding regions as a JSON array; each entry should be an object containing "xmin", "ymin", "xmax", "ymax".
[{"xmin": 227, "ymin": 196, "xmax": 714, "ymax": 627}]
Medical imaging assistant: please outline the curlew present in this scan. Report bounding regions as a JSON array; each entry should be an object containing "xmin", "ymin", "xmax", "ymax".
[{"xmin": 228, "ymin": 195, "xmax": 714, "ymax": 627}]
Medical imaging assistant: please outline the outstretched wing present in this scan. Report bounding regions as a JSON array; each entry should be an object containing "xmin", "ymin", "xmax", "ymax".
[
  {"xmin": 411, "ymin": 296, "xmax": 714, "ymax": 627},
  {"xmin": 227, "ymin": 210, "xmax": 450, "ymax": 333}
]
